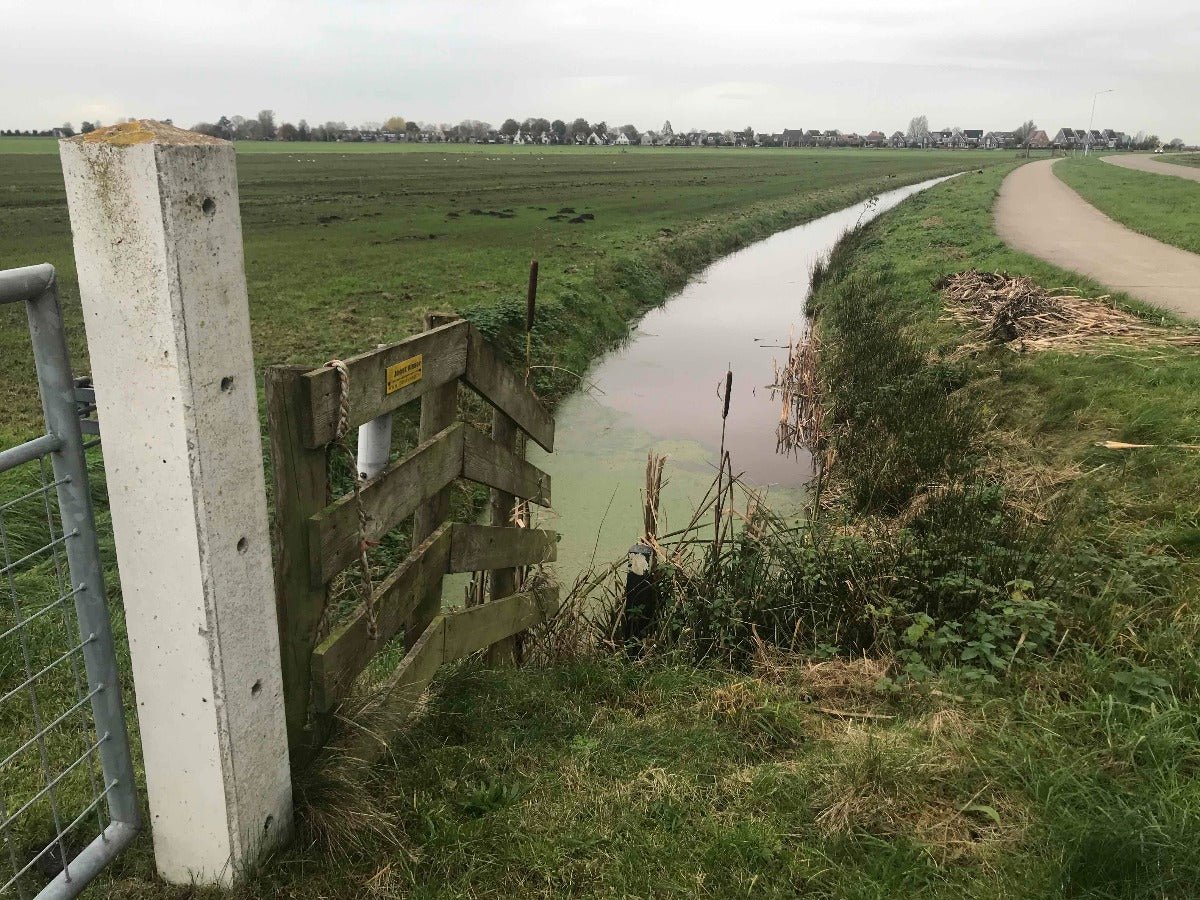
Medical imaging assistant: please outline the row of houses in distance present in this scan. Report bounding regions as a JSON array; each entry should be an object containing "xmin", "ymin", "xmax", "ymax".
[{"xmin": 335, "ymin": 124, "xmax": 1145, "ymax": 151}]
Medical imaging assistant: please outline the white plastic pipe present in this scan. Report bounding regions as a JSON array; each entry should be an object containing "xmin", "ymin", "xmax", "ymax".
[{"xmin": 357, "ymin": 413, "xmax": 392, "ymax": 480}]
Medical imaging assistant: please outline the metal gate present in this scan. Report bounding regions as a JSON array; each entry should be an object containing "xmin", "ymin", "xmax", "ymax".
[{"xmin": 0, "ymin": 265, "xmax": 139, "ymax": 898}]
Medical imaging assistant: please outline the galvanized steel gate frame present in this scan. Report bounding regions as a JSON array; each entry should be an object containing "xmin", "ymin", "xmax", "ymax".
[{"xmin": 0, "ymin": 265, "xmax": 139, "ymax": 898}]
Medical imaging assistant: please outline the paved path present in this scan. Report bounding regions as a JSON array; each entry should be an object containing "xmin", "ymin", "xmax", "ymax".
[
  {"xmin": 994, "ymin": 159, "xmax": 1200, "ymax": 318},
  {"xmin": 1103, "ymin": 154, "xmax": 1200, "ymax": 183}
]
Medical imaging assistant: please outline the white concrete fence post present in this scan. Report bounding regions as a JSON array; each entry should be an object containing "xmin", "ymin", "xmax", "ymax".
[{"xmin": 59, "ymin": 121, "xmax": 293, "ymax": 886}]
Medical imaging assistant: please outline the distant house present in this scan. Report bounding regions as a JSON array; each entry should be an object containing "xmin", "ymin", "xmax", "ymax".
[
  {"xmin": 864, "ymin": 130, "xmax": 886, "ymax": 147},
  {"xmin": 586, "ymin": 131, "xmax": 603, "ymax": 145},
  {"xmin": 962, "ymin": 129, "xmax": 984, "ymax": 147},
  {"xmin": 614, "ymin": 131, "xmax": 631, "ymax": 145},
  {"xmin": 1053, "ymin": 127, "xmax": 1096, "ymax": 148},
  {"xmin": 781, "ymin": 128, "xmax": 805, "ymax": 147},
  {"xmin": 929, "ymin": 129, "xmax": 954, "ymax": 148},
  {"xmin": 983, "ymin": 131, "xmax": 1015, "ymax": 149},
  {"xmin": 1027, "ymin": 129, "xmax": 1050, "ymax": 149},
  {"xmin": 889, "ymin": 130, "xmax": 907, "ymax": 148}
]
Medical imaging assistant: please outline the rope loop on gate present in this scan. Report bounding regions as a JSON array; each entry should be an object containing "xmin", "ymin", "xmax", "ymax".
[{"xmin": 327, "ymin": 359, "xmax": 380, "ymax": 640}]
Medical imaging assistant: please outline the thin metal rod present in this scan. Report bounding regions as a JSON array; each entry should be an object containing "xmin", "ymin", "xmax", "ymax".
[
  {"xmin": 0, "ymin": 733, "xmax": 108, "ymax": 829},
  {"xmin": 0, "ymin": 637, "xmax": 95, "ymax": 708},
  {"xmin": 25, "ymin": 271, "xmax": 142, "ymax": 831},
  {"xmin": 0, "ymin": 584, "xmax": 82, "ymax": 643},
  {"xmin": 0, "ymin": 685, "xmax": 102, "ymax": 771},
  {"xmin": 0, "ymin": 474, "xmax": 70, "ymax": 514},
  {"xmin": 0, "ymin": 528, "xmax": 77, "ymax": 577}
]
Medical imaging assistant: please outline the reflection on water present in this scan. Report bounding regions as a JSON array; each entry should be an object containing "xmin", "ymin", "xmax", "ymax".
[{"xmin": 531, "ymin": 175, "xmax": 959, "ymax": 586}]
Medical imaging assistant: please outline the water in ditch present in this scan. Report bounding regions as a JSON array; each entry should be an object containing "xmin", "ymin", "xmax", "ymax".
[{"xmin": 526, "ymin": 175, "xmax": 957, "ymax": 588}]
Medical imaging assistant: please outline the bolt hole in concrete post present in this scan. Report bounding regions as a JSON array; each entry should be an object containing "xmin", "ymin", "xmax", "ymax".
[
  {"xmin": 251, "ymin": 679, "xmax": 263, "ymax": 697},
  {"xmin": 201, "ymin": 197, "xmax": 216, "ymax": 215},
  {"xmin": 237, "ymin": 536, "xmax": 248, "ymax": 553},
  {"xmin": 220, "ymin": 375, "xmax": 234, "ymax": 392}
]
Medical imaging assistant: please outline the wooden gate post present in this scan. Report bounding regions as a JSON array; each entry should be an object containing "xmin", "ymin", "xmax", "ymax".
[
  {"xmin": 408, "ymin": 313, "xmax": 459, "ymax": 648},
  {"xmin": 60, "ymin": 122, "xmax": 293, "ymax": 885},
  {"xmin": 265, "ymin": 366, "xmax": 330, "ymax": 758}
]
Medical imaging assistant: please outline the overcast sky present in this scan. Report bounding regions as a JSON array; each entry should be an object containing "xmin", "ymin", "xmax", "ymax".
[{"xmin": 3, "ymin": 0, "xmax": 1196, "ymax": 141}]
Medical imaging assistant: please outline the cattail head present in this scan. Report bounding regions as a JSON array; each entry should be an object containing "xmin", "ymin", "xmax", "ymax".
[{"xmin": 722, "ymin": 369, "xmax": 733, "ymax": 420}]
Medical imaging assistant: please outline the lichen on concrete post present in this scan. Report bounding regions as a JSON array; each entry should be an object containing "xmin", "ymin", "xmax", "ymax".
[{"xmin": 59, "ymin": 121, "xmax": 293, "ymax": 885}]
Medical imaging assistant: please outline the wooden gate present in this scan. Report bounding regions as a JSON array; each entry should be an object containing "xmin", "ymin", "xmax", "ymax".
[{"xmin": 265, "ymin": 316, "xmax": 558, "ymax": 758}]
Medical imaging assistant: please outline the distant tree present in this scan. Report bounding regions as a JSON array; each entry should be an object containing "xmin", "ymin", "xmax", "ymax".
[
  {"xmin": 277, "ymin": 122, "xmax": 299, "ymax": 141},
  {"xmin": 742, "ymin": 126, "xmax": 754, "ymax": 143},
  {"xmin": 405, "ymin": 121, "xmax": 421, "ymax": 137},
  {"xmin": 593, "ymin": 121, "xmax": 608, "ymax": 138},
  {"xmin": 551, "ymin": 119, "xmax": 567, "ymax": 142},
  {"xmin": 619, "ymin": 123, "xmax": 641, "ymax": 142},
  {"xmin": 297, "ymin": 119, "xmax": 310, "ymax": 141},
  {"xmin": 80, "ymin": 121, "xmax": 97, "ymax": 134},
  {"xmin": 383, "ymin": 116, "xmax": 406, "ymax": 133},
  {"xmin": 1013, "ymin": 120, "xmax": 1037, "ymax": 156},
  {"xmin": 215, "ymin": 115, "xmax": 233, "ymax": 140},
  {"xmin": 661, "ymin": 120, "xmax": 674, "ymax": 138},
  {"xmin": 500, "ymin": 118, "xmax": 520, "ymax": 138},
  {"xmin": 1144, "ymin": 134, "xmax": 1160, "ymax": 150},
  {"xmin": 256, "ymin": 109, "xmax": 276, "ymax": 141},
  {"xmin": 58, "ymin": 122, "xmax": 75, "ymax": 137},
  {"xmin": 1168, "ymin": 138, "xmax": 1184, "ymax": 149},
  {"xmin": 906, "ymin": 114, "xmax": 929, "ymax": 147},
  {"xmin": 567, "ymin": 117, "xmax": 590, "ymax": 142}
]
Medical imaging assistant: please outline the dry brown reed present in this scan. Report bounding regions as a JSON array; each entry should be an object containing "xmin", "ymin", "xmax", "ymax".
[{"xmin": 939, "ymin": 270, "xmax": 1200, "ymax": 354}]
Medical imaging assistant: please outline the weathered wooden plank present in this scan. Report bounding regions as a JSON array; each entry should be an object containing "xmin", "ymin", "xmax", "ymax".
[
  {"xmin": 409, "ymin": 313, "xmax": 460, "ymax": 650},
  {"xmin": 486, "ymin": 411, "xmax": 520, "ymax": 665},
  {"xmin": 443, "ymin": 586, "xmax": 560, "ymax": 662},
  {"xmin": 310, "ymin": 523, "xmax": 453, "ymax": 713},
  {"xmin": 265, "ymin": 366, "xmax": 330, "ymax": 760},
  {"xmin": 302, "ymin": 320, "xmax": 469, "ymax": 448},
  {"xmin": 462, "ymin": 425, "xmax": 551, "ymax": 507},
  {"xmin": 350, "ymin": 616, "xmax": 447, "ymax": 763},
  {"xmin": 449, "ymin": 524, "xmax": 558, "ymax": 574},
  {"xmin": 463, "ymin": 324, "xmax": 555, "ymax": 452},
  {"xmin": 309, "ymin": 422, "xmax": 464, "ymax": 584}
]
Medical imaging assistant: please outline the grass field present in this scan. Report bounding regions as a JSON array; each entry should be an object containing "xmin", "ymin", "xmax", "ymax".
[
  {"xmin": 3, "ymin": 144, "xmax": 1029, "ymax": 896},
  {"xmin": 1, "ymin": 142, "xmax": 1002, "ymax": 445},
  {"xmin": 1162, "ymin": 153, "xmax": 1200, "ymax": 168},
  {"xmin": 70, "ymin": 164, "xmax": 1200, "ymax": 899},
  {"xmin": 1054, "ymin": 156, "xmax": 1200, "ymax": 254}
]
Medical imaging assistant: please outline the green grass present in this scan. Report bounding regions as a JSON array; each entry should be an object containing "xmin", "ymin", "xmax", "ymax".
[
  {"xmin": 1161, "ymin": 153, "xmax": 1200, "ymax": 169},
  {"xmin": 1054, "ymin": 156, "xmax": 1200, "ymax": 254},
  {"xmin": 4, "ymin": 161, "xmax": 1191, "ymax": 900},
  {"xmin": 0, "ymin": 145, "xmax": 1003, "ymax": 446},
  {"xmin": 2, "ymin": 145, "xmax": 1027, "ymax": 895}
]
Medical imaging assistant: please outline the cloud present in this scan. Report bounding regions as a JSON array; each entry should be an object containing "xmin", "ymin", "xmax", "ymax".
[{"xmin": 0, "ymin": 0, "xmax": 1194, "ymax": 140}]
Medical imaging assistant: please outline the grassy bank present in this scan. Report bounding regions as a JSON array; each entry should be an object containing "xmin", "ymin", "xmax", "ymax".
[{"xmin": 1055, "ymin": 156, "xmax": 1200, "ymax": 254}]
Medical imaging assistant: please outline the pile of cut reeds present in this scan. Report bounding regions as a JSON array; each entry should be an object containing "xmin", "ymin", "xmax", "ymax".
[{"xmin": 939, "ymin": 270, "xmax": 1200, "ymax": 352}]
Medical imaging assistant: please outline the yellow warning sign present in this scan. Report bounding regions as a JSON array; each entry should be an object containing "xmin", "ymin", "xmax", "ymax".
[{"xmin": 385, "ymin": 355, "xmax": 423, "ymax": 394}]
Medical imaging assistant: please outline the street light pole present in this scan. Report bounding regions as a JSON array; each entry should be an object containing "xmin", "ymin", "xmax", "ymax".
[{"xmin": 1086, "ymin": 89, "xmax": 1114, "ymax": 155}]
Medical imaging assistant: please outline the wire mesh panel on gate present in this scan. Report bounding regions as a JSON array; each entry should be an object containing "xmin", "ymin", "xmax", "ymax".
[
  {"xmin": 1, "ymin": 453, "xmax": 114, "ymax": 897},
  {"xmin": 1, "ymin": 263, "xmax": 139, "ymax": 899}
]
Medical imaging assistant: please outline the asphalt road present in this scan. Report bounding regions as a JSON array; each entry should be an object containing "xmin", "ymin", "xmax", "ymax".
[{"xmin": 994, "ymin": 158, "xmax": 1200, "ymax": 318}]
